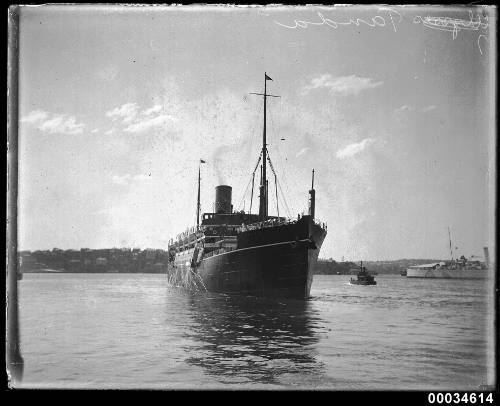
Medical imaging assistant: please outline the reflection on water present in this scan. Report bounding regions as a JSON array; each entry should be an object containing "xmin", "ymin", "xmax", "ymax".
[
  {"xmin": 183, "ymin": 293, "xmax": 327, "ymax": 386},
  {"xmin": 17, "ymin": 274, "xmax": 493, "ymax": 389}
]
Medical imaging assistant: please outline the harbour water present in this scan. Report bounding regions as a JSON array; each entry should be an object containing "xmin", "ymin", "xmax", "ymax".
[{"xmin": 15, "ymin": 273, "xmax": 495, "ymax": 389}]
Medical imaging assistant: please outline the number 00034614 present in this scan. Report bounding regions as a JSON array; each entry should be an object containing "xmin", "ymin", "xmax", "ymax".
[{"xmin": 428, "ymin": 393, "xmax": 494, "ymax": 404}]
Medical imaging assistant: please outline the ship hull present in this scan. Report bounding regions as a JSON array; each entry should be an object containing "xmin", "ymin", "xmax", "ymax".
[
  {"xmin": 406, "ymin": 268, "xmax": 489, "ymax": 279},
  {"xmin": 350, "ymin": 280, "xmax": 377, "ymax": 285},
  {"xmin": 169, "ymin": 217, "xmax": 326, "ymax": 299}
]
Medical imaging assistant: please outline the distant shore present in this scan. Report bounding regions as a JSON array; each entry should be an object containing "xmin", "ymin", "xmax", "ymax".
[
  {"xmin": 18, "ymin": 248, "xmax": 168, "ymax": 274},
  {"xmin": 17, "ymin": 248, "xmax": 446, "ymax": 275}
]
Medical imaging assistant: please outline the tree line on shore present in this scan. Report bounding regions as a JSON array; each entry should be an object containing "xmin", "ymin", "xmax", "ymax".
[
  {"xmin": 18, "ymin": 248, "xmax": 169, "ymax": 273},
  {"xmin": 17, "ymin": 248, "xmax": 443, "ymax": 275}
]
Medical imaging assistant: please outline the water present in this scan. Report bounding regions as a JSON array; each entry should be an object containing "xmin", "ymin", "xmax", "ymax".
[{"xmin": 15, "ymin": 274, "xmax": 495, "ymax": 389}]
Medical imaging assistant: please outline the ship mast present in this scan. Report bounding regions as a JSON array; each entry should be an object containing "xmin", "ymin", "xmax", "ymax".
[
  {"xmin": 251, "ymin": 73, "xmax": 279, "ymax": 220},
  {"xmin": 196, "ymin": 165, "xmax": 201, "ymax": 228},
  {"xmin": 448, "ymin": 226, "xmax": 454, "ymax": 262},
  {"xmin": 196, "ymin": 159, "xmax": 205, "ymax": 229}
]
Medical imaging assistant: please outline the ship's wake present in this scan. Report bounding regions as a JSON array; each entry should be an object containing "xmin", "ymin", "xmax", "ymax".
[{"xmin": 167, "ymin": 267, "xmax": 207, "ymax": 293}]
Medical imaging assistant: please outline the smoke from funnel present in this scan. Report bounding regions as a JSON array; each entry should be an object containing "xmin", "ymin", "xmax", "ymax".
[{"xmin": 211, "ymin": 144, "xmax": 237, "ymax": 185}]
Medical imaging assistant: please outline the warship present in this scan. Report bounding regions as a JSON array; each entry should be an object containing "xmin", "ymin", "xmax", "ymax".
[
  {"xmin": 167, "ymin": 73, "xmax": 328, "ymax": 299},
  {"xmin": 406, "ymin": 229, "xmax": 491, "ymax": 279}
]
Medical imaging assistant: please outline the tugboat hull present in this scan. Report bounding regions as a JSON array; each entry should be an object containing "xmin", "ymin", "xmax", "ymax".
[{"xmin": 350, "ymin": 279, "xmax": 377, "ymax": 286}]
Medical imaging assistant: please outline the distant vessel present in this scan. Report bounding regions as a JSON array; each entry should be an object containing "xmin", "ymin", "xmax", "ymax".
[
  {"xmin": 350, "ymin": 262, "xmax": 377, "ymax": 285},
  {"xmin": 406, "ymin": 230, "xmax": 491, "ymax": 280},
  {"xmin": 405, "ymin": 254, "xmax": 490, "ymax": 279},
  {"xmin": 167, "ymin": 74, "xmax": 327, "ymax": 299}
]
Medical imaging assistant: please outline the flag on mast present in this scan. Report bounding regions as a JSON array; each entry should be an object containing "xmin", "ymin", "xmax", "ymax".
[
  {"xmin": 200, "ymin": 159, "xmax": 206, "ymax": 163},
  {"xmin": 265, "ymin": 73, "xmax": 273, "ymax": 81}
]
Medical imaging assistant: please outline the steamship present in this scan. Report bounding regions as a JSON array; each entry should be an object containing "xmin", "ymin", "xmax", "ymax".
[{"xmin": 166, "ymin": 73, "xmax": 328, "ymax": 299}]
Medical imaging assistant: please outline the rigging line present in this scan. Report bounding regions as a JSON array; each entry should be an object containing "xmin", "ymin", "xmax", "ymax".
[
  {"xmin": 247, "ymin": 100, "xmax": 263, "ymax": 165},
  {"xmin": 274, "ymin": 172, "xmax": 292, "ymax": 219},
  {"xmin": 274, "ymin": 173, "xmax": 279, "ymax": 217},
  {"xmin": 277, "ymin": 179, "xmax": 291, "ymax": 219},
  {"xmin": 267, "ymin": 112, "xmax": 295, "ymax": 216},
  {"xmin": 236, "ymin": 100, "xmax": 263, "ymax": 209},
  {"xmin": 266, "ymin": 151, "xmax": 292, "ymax": 218},
  {"xmin": 236, "ymin": 150, "xmax": 262, "ymax": 211},
  {"xmin": 278, "ymin": 155, "xmax": 295, "ymax": 215},
  {"xmin": 236, "ymin": 175, "xmax": 253, "ymax": 211},
  {"xmin": 266, "ymin": 151, "xmax": 282, "ymax": 217},
  {"xmin": 249, "ymin": 172, "xmax": 255, "ymax": 215}
]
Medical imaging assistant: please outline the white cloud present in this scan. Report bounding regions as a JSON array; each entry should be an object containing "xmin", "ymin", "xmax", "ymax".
[
  {"xmin": 21, "ymin": 110, "xmax": 49, "ymax": 124},
  {"xmin": 21, "ymin": 110, "xmax": 85, "ymax": 135},
  {"xmin": 421, "ymin": 105, "xmax": 436, "ymax": 113},
  {"xmin": 142, "ymin": 105, "xmax": 162, "ymax": 116},
  {"xmin": 91, "ymin": 128, "xmax": 99, "ymax": 134},
  {"xmin": 133, "ymin": 174, "xmax": 152, "ymax": 181},
  {"xmin": 123, "ymin": 114, "xmax": 177, "ymax": 133},
  {"xmin": 112, "ymin": 173, "xmax": 152, "ymax": 185},
  {"xmin": 295, "ymin": 147, "xmax": 310, "ymax": 157},
  {"xmin": 106, "ymin": 103, "xmax": 139, "ymax": 124},
  {"xmin": 112, "ymin": 174, "xmax": 131, "ymax": 185},
  {"xmin": 303, "ymin": 74, "xmax": 383, "ymax": 96},
  {"xmin": 105, "ymin": 128, "xmax": 116, "ymax": 135},
  {"xmin": 395, "ymin": 104, "xmax": 412, "ymax": 114},
  {"xmin": 105, "ymin": 102, "xmax": 176, "ymax": 133},
  {"xmin": 336, "ymin": 138, "xmax": 375, "ymax": 159}
]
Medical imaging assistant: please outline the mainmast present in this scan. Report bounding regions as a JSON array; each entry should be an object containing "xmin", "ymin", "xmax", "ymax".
[{"xmin": 250, "ymin": 72, "xmax": 279, "ymax": 220}]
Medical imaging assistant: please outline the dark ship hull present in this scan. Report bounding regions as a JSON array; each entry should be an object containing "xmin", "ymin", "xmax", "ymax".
[
  {"xmin": 170, "ymin": 216, "xmax": 326, "ymax": 299},
  {"xmin": 350, "ymin": 279, "xmax": 377, "ymax": 286}
]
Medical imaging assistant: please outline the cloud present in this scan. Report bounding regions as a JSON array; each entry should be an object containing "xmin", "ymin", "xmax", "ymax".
[
  {"xmin": 421, "ymin": 105, "xmax": 436, "ymax": 113},
  {"xmin": 112, "ymin": 174, "xmax": 131, "ymax": 185},
  {"xmin": 123, "ymin": 114, "xmax": 177, "ymax": 133},
  {"xmin": 336, "ymin": 138, "xmax": 375, "ymax": 159},
  {"xmin": 105, "ymin": 128, "xmax": 116, "ymax": 135},
  {"xmin": 106, "ymin": 103, "xmax": 139, "ymax": 124},
  {"xmin": 303, "ymin": 74, "xmax": 383, "ymax": 96},
  {"xmin": 106, "ymin": 102, "xmax": 177, "ymax": 134},
  {"xmin": 112, "ymin": 173, "xmax": 152, "ymax": 185},
  {"xmin": 91, "ymin": 128, "xmax": 99, "ymax": 134},
  {"xmin": 21, "ymin": 110, "xmax": 85, "ymax": 135},
  {"xmin": 142, "ymin": 105, "xmax": 162, "ymax": 116},
  {"xmin": 394, "ymin": 105, "xmax": 412, "ymax": 114},
  {"xmin": 21, "ymin": 110, "xmax": 49, "ymax": 124},
  {"xmin": 295, "ymin": 147, "xmax": 310, "ymax": 157}
]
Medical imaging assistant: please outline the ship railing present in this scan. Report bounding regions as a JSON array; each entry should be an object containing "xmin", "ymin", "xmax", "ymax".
[{"xmin": 236, "ymin": 218, "xmax": 294, "ymax": 233}]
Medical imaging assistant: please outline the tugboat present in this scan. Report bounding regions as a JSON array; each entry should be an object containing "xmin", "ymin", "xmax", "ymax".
[{"xmin": 350, "ymin": 261, "xmax": 377, "ymax": 285}]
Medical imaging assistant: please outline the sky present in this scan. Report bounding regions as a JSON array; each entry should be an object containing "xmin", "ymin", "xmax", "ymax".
[{"xmin": 16, "ymin": 5, "xmax": 496, "ymax": 261}]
